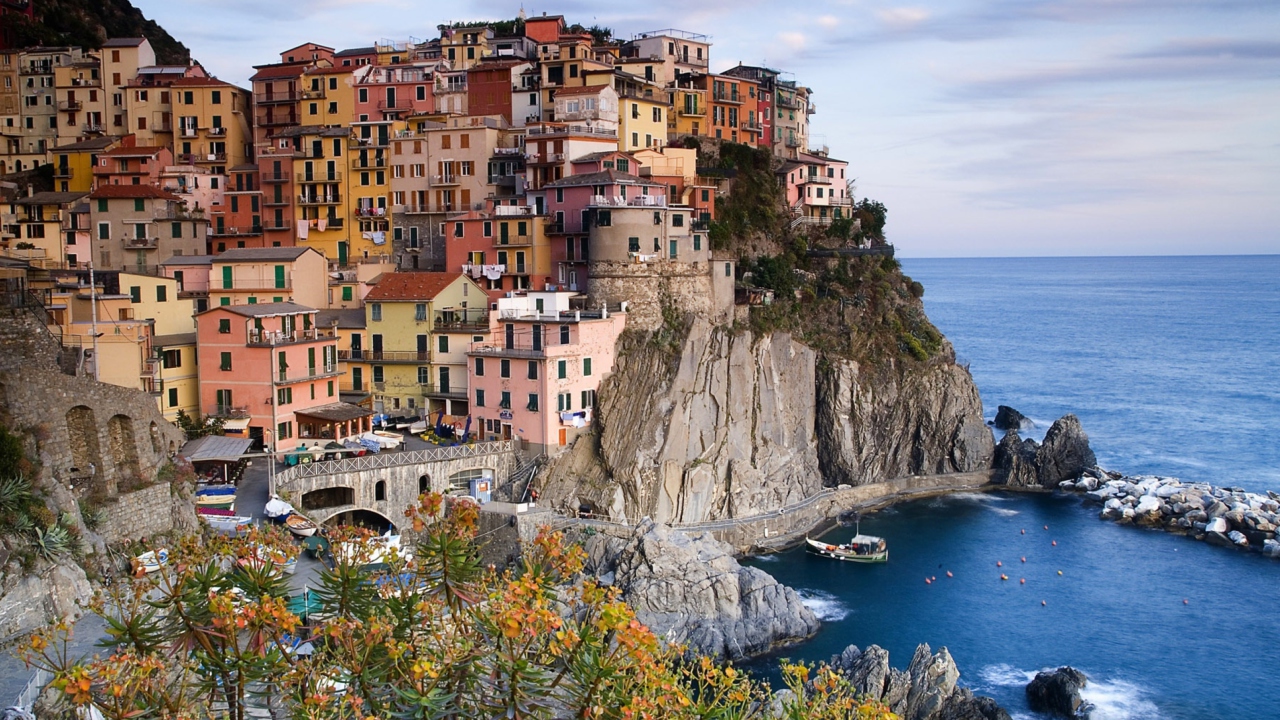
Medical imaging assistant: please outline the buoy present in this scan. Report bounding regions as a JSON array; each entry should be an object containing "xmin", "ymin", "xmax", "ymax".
[
  {"xmin": 931, "ymin": 576, "xmax": 936, "ymax": 582},
  {"xmin": 926, "ymin": 578, "xmax": 932, "ymax": 584},
  {"xmin": 1021, "ymin": 529, "xmax": 1026, "ymax": 535},
  {"xmin": 1042, "ymin": 600, "xmax": 1047, "ymax": 606},
  {"xmin": 1021, "ymin": 556, "xmax": 1026, "ymax": 563},
  {"xmin": 1057, "ymin": 570, "xmax": 1063, "ymax": 576},
  {"xmin": 1000, "ymin": 574, "xmax": 1008, "ymax": 581},
  {"xmin": 1052, "ymin": 540, "xmax": 1058, "ymax": 547},
  {"xmin": 1183, "ymin": 599, "xmax": 1189, "ymax": 605},
  {"xmin": 946, "ymin": 571, "xmax": 953, "ymax": 578},
  {"xmin": 1020, "ymin": 578, "xmax": 1025, "ymax": 584},
  {"xmin": 1044, "ymin": 525, "xmax": 1048, "ymax": 530},
  {"xmin": 997, "ymin": 561, "xmax": 1003, "ymax": 567}
]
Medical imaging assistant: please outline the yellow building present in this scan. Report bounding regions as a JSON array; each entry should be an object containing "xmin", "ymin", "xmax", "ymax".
[
  {"xmin": 348, "ymin": 120, "xmax": 397, "ymax": 260},
  {"xmin": 362, "ymin": 272, "xmax": 486, "ymax": 417},
  {"xmin": 51, "ymin": 136, "xmax": 120, "ymax": 193},
  {"xmin": 299, "ymin": 66, "xmax": 356, "ymax": 126},
  {"xmin": 282, "ymin": 125, "xmax": 351, "ymax": 264},
  {"xmin": 438, "ymin": 26, "xmax": 493, "ymax": 71},
  {"xmin": 100, "ymin": 38, "xmax": 157, "ymax": 135},
  {"xmin": 317, "ymin": 307, "xmax": 370, "ymax": 408},
  {"xmin": 586, "ymin": 70, "xmax": 668, "ymax": 152},
  {"xmin": 669, "ymin": 78, "xmax": 707, "ymax": 141},
  {"xmin": 170, "ymin": 77, "xmax": 253, "ymax": 173},
  {"xmin": 51, "ymin": 271, "xmax": 197, "ymax": 418},
  {"xmin": 54, "ymin": 57, "xmax": 108, "ymax": 146},
  {"xmin": 3, "ymin": 192, "xmax": 88, "ymax": 268}
]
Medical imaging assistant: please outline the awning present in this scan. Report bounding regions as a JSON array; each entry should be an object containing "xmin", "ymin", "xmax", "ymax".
[
  {"xmin": 180, "ymin": 435, "xmax": 253, "ymax": 462},
  {"xmin": 294, "ymin": 402, "xmax": 373, "ymax": 423},
  {"xmin": 222, "ymin": 417, "xmax": 252, "ymax": 432}
]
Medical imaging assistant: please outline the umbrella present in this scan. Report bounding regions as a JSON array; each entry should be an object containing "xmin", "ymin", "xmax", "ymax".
[
  {"xmin": 461, "ymin": 414, "xmax": 472, "ymax": 443},
  {"xmin": 434, "ymin": 410, "xmax": 445, "ymax": 435}
]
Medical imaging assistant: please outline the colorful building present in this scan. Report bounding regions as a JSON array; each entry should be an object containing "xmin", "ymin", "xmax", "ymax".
[
  {"xmin": 208, "ymin": 246, "xmax": 329, "ymax": 309},
  {"xmin": 779, "ymin": 150, "xmax": 852, "ymax": 225},
  {"xmin": 466, "ymin": 291, "xmax": 625, "ymax": 452},
  {"xmin": 51, "ymin": 136, "xmax": 121, "ymax": 193},
  {"xmin": 89, "ymin": 184, "xmax": 208, "ymax": 272},
  {"xmin": 2, "ymin": 191, "xmax": 87, "ymax": 268}
]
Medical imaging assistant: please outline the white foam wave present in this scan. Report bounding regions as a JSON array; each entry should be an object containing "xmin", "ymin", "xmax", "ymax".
[
  {"xmin": 944, "ymin": 492, "xmax": 1021, "ymax": 516},
  {"xmin": 753, "ymin": 554, "xmax": 780, "ymax": 562},
  {"xmin": 1080, "ymin": 678, "xmax": 1162, "ymax": 720},
  {"xmin": 976, "ymin": 664, "xmax": 1038, "ymax": 689},
  {"xmin": 795, "ymin": 588, "xmax": 850, "ymax": 622}
]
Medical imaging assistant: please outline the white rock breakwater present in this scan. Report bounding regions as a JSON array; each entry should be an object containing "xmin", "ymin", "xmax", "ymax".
[{"xmin": 1060, "ymin": 472, "xmax": 1280, "ymax": 558}]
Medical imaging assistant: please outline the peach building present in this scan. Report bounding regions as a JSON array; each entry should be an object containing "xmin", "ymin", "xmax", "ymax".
[
  {"xmin": 467, "ymin": 291, "xmax": 626, "ymax": 453},
  {"xmin": 208, "ymin": 246, "xmax": 329, "ymax": 309},
  {"xmin": 196, "ymin": 301, "xmax": 360, "ymax": 449}
]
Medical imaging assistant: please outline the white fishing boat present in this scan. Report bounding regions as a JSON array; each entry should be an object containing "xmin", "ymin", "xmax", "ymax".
[
  {"xmin": 285, "ymin": 513, "xmax": 318, "ymax": 537},
  {"xmin": 805, "ymin": 534, "xmax": 888, "ymax": 563},
  {"xmin": 201, "ymin": 513, "xmax": 253, "ymax": 534},
  {"xmin": 132, "ymin": 549, "xmax": 168, "ymax": 575},
  {"xmin": 335, "ymin": 530, "xmax": 411, "ymax": 567}
]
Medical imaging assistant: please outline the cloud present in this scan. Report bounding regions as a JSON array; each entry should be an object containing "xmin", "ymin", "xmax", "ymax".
[
  {"xmin": 778, "ymin": 31, "xmax": 808, "ymax": 52},
  {"xmin": 817, "ymin": 15, "xmax": 841, "ymax": 29},
  {"xmin": 877, "ymin": 7, "xmax": 930, "ymax": 28}
]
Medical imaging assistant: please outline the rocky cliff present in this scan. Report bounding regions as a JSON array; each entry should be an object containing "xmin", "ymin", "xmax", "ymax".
[
  {"xmin": 540, "ymin": 317, "xmax": 992, "ymax": 524},
  {"xmin": 582, "ymin": 519, "xmax": 819, "ymax": 659},
  {"xmin": 829, "ymin": 643, "xmax": 1011, "ymax": 720}
]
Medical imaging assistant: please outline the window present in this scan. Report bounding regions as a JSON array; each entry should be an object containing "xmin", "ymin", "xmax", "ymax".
[
  {"xmin": 342, "ymin": 286, "xmax": 352, "ymax": 302},
  {"xmin": 500, "ymin": 359, "xmax": 510, "ymax": 378},
  {"xmin": 628, "ymin": 237, "xmax": 640, "ymax": 253},
  {"xmin": 560, "ymin": 324, "xmax": 570, "ymax": 344},
  {"xmin": 133, "ymin": 198, "xmax": 145, "ymax": 212},
  {"xmin": 415, "ymin": 303, "xmax": 427, "ymax": 321},
  {"xmin": 581, "ymin": 389, "xmax": 596, "ymax": 409},
  {"xmin": 156, "ymin": 285, "xmax": 167, "ymax": 302},
  {"xmin": 373, "ymin": 365, "xmax": 384, "ymax": 383},
  {"xmin": 438, "ymin": 335, "xmax": 449, "ymax": 354},
  {"xmin": 277, "ymin": 387, "xmax": 292, "ymax": 405},
  {"xmin": 557, "ymin": 392, "xmax": 572, "ymax": 412},
  {"xmin": 596, "ymin": 210, "xmax": 611, "ymax": 227},
  {"xmin": 525, "ymin": 393, "xmax": 540, "ymax": 412},
  {"xmin": 499, "ymin": 391, "xmax": 511, "ymax": 409},
  {"xmin": 557, "ymin": 359, "xmax": 567, "ymax": 379},
  {"xmin": 161, "ymin": 349, "xmax": 182, "ymax": 369},
  {"xmin": 97, "ymin": 198, "xmax": 108, "ymax": 212},
  {"xmin": 583, "ymin": 357, "xmax": 592, "ymax": 376},
  {"xmin": 375, "ymin": 480, "xmax": 386, "ymax": 501},
  {"xmin": 417, "ymin": 367, "xmax": 430, "ymax": 384},
  {"xmin": 669, "ymin": 239, "xmax": 678, "ymax": 259},
  {"xmin": 370, "ymin": 303, "xmax": 382, "ymax": 321},
  {"xmin": 474, "ymin": 357, "xmax": 484, "ymax": 376},
  {"xmin": 475, "ymin": 389, "xmax": 485, "ymax": 407},
  {"xmin": 725, "ymin": 262, "xmax": 732, "ymax": 277},
  {"xmin": 694, "ymin": 235, "xmax": 702, "ymax": 251},
  {"xmin": 218, "ymin": 318, "xmax": 231, "ymax": 333},
  {"xmin": 527, "ymin": 360, "xmax": 538, "ymax": 380},
  {"xmin": 129, "ymin": 286, "xmax": 141, "ymax": 303},
  {"xmin": 168, "ymin": 387, "xmax": 178, "ymax": 407},
  {"xmin": 672, "ymin": 214, "xmax": 684, "ymax": 227},
  {"xmin": 219, "ymin": 352, "xmax": 232, "ymax": 371},
  {"xmin": 328, "ymin": 380, "xmax": 334, "ymax": 397},
  {"xmin": 277, "ymin": 421, "xmax": 293, "ymax": 439}
]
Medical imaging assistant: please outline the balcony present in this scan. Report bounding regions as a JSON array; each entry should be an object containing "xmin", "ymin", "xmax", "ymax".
[
  {"xmin": 784, "ymin": 137, "xmax": 802, "ymax": 148},
  {"xmin": 275, "ymin": 364, "xmax": 340, "ymax": 384},
  {"xmin": 179, "ymin": 127, "xmax": 199, "ymax": 138},
  {"xmin": 432, "ymin": 174, "xmax": 459, "ymax": 185},
  {"xmin": 421, "ymin": 384, "xmax": 469, "ymax": 401},
  {"xmin": 544, "ymin": 221, "xmax": 564, "ymax": 234},
  {"xmin": 57, "ymin": 99, "xmax": 82, "ymax": 112},
  {"xmin": 337, "ymin": 349, "xmax": 364, "ymax": 361},
  {"xmin": 263, "ymin": 218, "xmax": 292, "ymax": 231},
  {"xmin": 353, "ymin": 207, "xmax": 388, "ymax": 220},
  {"xmin": 256, "ymin": 112, "xmax": 297, "ymax": 127},
  {"xmin": 210, "ymin": 225, "xmax": 264, "ymax": 237},
  {"xmin": 349, "ymin": 137, "xmax": 390, "ymax": 149},
  {"xmin": 376, "ymin": 99, "xmax": 409, "ymax": 111},
  {"xmin": 488, "ymin": 175, "xmax": 519, "ymax": 188},
  {"xmin": 351, "ymin": 156, "xmax": 387, "ymax": 169},
  {"xmin": 155, "ymin": 207, "xmax": 206, "ymax": 221},
  {"xmin": 179, "ymin": 152, "xmax": 228, "ymax": 164},
  {"xmin": 247, "ymin": 327, "xmax": 336, "ymax": 347},
  {"xmin": 495, "ymin": 234, "xmax": 533, "ymax": 247},
  {"xmin": 589, "ymin": 194, "xmax": 665, "ymax": 207},
  {"xmin": 468, "ymin": 342, "xmax": 545, "ymax": 360},
  {"xmin": 400, "ymin": 205, "xmax": 431, "ymax": 215},
  {"xmin": 255, "ymin": 91, "xmax": 299, "ymax": 104},
  {"xmin": 527, "ymin": 152, "xmax": 564, "ymax": 165},
  {"xmin": 122, "ymin": 236, "xmax": 158, "ymax": 249},
  {"xmin": 803, "ymin": 174, "xmax": 833, "ymax": 185},
  {"xmin": 82, "ymin": 123, "xmax": 104, "ymax": 134},
  {"xmin": 434, "ymin": 313, "xmax": 490, "ymax": 332},
  {"xmin": 263, "ymin": 196, "xmax": 291, "ymax": 206},
  {"xmin": 434, "ymin": 82, "xmax": 468, "ymax": 94},
  {"xmin": 678, "ymin": 105, "xmax": 705, "ymax": 118},
  {"xmin": 53, "ymin": 166, "xmax": 72, "ymax": 179},
  {"xmin": 209, "ymin": 127, "xmax": 228, "ymax": 137},
  {"xmin": 297, "ymin": 194, "xmax": 342, "ymax": 205},
  {"xmin": 211, "ymin": 405, "xmax": 251, "ymax": 419},
  {"xmin": 366, "ymin": 350, "xmax": 432, "ymax": 363},
  {"xmin": 525, "ymin": 124, "xmax": 617, "ymax": 139},
  {"xmin": 262, "ymin": 171, "xmax": 290, "ymax": 183},
  {"xmin": 297, "ymin": 171, "xmax": 342, "ymax": 183},
  {"xmin": 21, "ymin": 64, "xmax": 53, "ymax": 76},
  {"xmin": 301, "ymin": 88, "xmax": 326, "ymax": 99}
]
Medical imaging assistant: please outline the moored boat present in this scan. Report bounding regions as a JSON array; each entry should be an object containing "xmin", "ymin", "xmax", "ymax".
[
  {"xmin": 195, "ymin": 493, "xmax": 236, "ymax": 509},
  {"xmin": 285, "ymin": 513, "xmax": 317, "ymax": 537},
  {"xmin": 201, "ymin": 512, "xmax": 253, "ymax": 534},
  {"xmin": 131, "ymin": 549, "xmax": 168, "ymax": 575},
  {"xmin": 805, "ymin": 534, "xmax": 889, "ymax": 563}
]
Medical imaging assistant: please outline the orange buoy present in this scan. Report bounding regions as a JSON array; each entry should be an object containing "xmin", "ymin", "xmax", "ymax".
[
  {"xmin": 946, "ymin": 571, "xmax": 953, "ymax": 578},
  {"xmin": 997, "ymin": 561, "xmax": 1003, "ymax": 567},
  {"xmin": 926, "ymin": 578, "xmax": 932, "ymax": 584},
  {"xmin": 1020, "ymin": 578, "xmax": 1026, "ymax": 584},
  {"xmin": 1000, "ymin": 574, "xmax": 1009, "ymax": 581}
]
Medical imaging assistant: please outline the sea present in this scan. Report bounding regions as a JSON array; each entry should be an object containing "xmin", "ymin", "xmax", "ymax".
[{"xmin": 744, "ymin": 256, "xmax": 1280, "ymax": 720}]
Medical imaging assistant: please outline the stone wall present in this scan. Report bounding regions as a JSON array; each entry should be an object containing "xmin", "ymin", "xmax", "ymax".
[
  {"xmin": 586, "ymin": 261, "xmax": 731, "ymax": 331},
  {"xmin": 94, "ymin": 483, "xmax": 186, "ymax": 544}
]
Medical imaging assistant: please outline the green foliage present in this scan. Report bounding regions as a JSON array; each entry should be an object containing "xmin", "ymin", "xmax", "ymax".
[
  {"xmin": 0, "ymin": 425, "xmax": 26, "ymax": 478},
  {"xmin": 706, "ymin": 142, "xmax": 783, "ymax": 248},
  {"xmin": 5, "ymin": 0, "xmax": 191, "ymax": 64},
  {"xmin": 32, "ymin": 524, "xmax": 72, "ymax": 561},
  {"xmin": 852, "ymin": 199, "xmax": 889, "ymax": 240},
  {"xmin": 175, "ymin": 409, "xmax": 224, "ymax": 440}
]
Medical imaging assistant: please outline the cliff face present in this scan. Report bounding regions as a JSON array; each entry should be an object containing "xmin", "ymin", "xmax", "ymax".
[{"xmin": 540, "ymin": 318, "xmax": 992, "ymax": 524}]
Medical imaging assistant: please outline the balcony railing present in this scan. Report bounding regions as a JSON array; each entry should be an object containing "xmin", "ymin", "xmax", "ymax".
[
  {"xmin": 179, "ymin": 152, "xmax": 228, "ymax": 163},
  {"xmin": 400, "ymin": 205, "xmax": 431, "ymax": 215},
  {"xmin": 297, "ymin": 171, "xmax": 342, "ymax": 183},
  {"xmin": 57, "ymin": 99, "xmax": 82, "ymax": 112},
  {"xmin": 527, "ymin": 152, "xmax": 564, "ymax": 165},
  {"xmin": 351, "ymin": 156, "xmax": 387, "ymax": 168},
  {"xmin": 297, "ymin": 194, "xmax": 342, "ymax": 205},
  {"xmin": 256, "ymin": 113, "xmax": 298, "ymax": 127},
  {"xmin": 263, "ymin": 196, "xmax": 291, "ymax": 206},
  {"xmin": 82, "ymin": 123, "xmax": 104, "ymax": 134},
  {"xmin": 247, "ymin": 327, "xmax": 336, "ymax": 346},
  {"xmin": 589, "ymin": 194, "xmax": 665, "ymax": 207},
  {"xmin": 276, "ymin": 364, "xmax": 340, "ymax": 384},
  {"xmin": 366, "ymin": 350, "xmax": 432, "ymax": 363},
  {"xmin": 525, "ymin": 125, "xmax": 616, "ymax": 138},
  {"xmin": 349, "ymin": 137, "xmax": 390, "ymax": 149},
  {"xmin": 432, "ymin": 174, "xmax": 459, "ymax": 185},
  {"xmin": 711, "ymin": 92, "xmax": 743, "ymax": 104},
  {"xmin": 354, "ymin": 206, "xmax": 387, "ymax": 218},
  {"xmin": 803, "ymin": 174, "xmax": 833, "ymax": 185},
  {"xmin": 155, "ymin": 207, "xmax": 206, "ymax": 221},
  {"xmin": 211, "ymin": 405, "xmax": 251, "ymax": 418},
  {"xmin": 301, "ymin": 88, "xmax": 326, "ymax": 99},
  {"xmin": 122, "ymin": 236, "xmax": 158, "ymax": 249},
  {"xmin": 255, "ymin": 91, "xmax": 299, "ymax": 104},
  {"xmin": 210, "ymin": 225, "xmax": 264, "ymax": 237},
  {"xmin": 468, "ymin": 342, "xmax": 545, "ymax": 359},
  {"xmin": 179, "ymin": 127, "xmax": 199, "ymax": 138},
  {"xmin": 21, "ymin": 64, "xmax": 53, "ymax": 76},
  {"xmin": 53, "ymin": 166, "xmax": 72, "ymax": 179},
  {"xmin": 209, "ymin": 127, "xmax": 228, "ymax": 137},
  {"xmin": 421, "ymin": 384, "xmax": 469, "ymax": 401},
  {"xmin": 495, "ymin": 234, "xmax": 533, "ymax": 247},
  {"xmin": 263, "ymin": 218, "xmax": 292, "ymax": 231},
  {"xmin": 262, "ymin": 171, "xmax": 290, "ymax": 183}
]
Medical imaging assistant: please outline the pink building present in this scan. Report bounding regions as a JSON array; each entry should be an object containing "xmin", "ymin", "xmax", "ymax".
[
  {"xmin": 467, "ymin": 291, "xmax": 626, "ymax": 453},
  {"xmin": 352, "ymin": 63, "xmax": 438, "ymax": 120},
  {"xmin": 778, "ymin": 151, "xmax": 852, "ymax": 224},
  {"xmin": 161, "ymin": 254, "xmax": 213, "ymax": 313},
  {"xmin": 196, "ymin": 302, "xmax": 368, "ymax": 449},
  {"xmin": 94, "ymin": 144, "xmax": 175, "ymax": 187}
]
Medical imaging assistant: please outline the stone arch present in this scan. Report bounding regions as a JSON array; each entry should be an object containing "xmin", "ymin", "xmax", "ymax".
[
  {"xmin": 374, "ymin": 480, "xmax": 386, "ymax": 502},
  {"xmin": 418, "ymin": 474, "xmax": 430, "ymax": 494},
  {"xmin": 107, "ymin": 414, "xmax": 141, "ymax": 485},
  {"xmin": 0, "ymin": 161, "xmax": 6, "ymax": 175},
  {"xmin": 168, "ymin": 440, "xmax": 176, "ymax": 454},
  {"xmin": 324, "ymin": 508, "xmax": 395, "ymax": 533},
  {"xmin": 302, "ymin": 486, "xmax": 354, "ymax": 511},
  {"xmin": 447, "ymin": 468, "xmax": 491, "ymax": 494},
  {"xmin": 149, "ymin": 421, "xmax": 162, "ymax": 454},
  {"xmin": 66, "ymin": 405, "xmax": 101, "ymax": 480}
]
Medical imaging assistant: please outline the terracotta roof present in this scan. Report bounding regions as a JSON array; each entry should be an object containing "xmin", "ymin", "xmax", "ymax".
[
  {"xmin": 52, "ymin": 137, "xmax": 120, "ymax": 152},
  {"xmin": 249, "ymin": 63, "xmax": 309, "ymax": 81},
  {"xmin": 281, "ymin": 42, "xmax": 335, "ymax": 54},
  {"xmin": 204, "ymin": 301, "xmax": 316, "ymax": 318},
  {"xmin": 89, "ymin": 185, "xmax": 180, "ymax": 200},
  {"xmin": 306, "ymin": 66, "xmax": 355, "ymax": 76},
  {"xmin": 555, "ymin": 85, "xmax": 611, "ymax": 96},
  {"xmin": 102, "ymin": 145, "xmax": 167, "ymax": 157},
  {"xmin": 14, "ymin": 191, "xmax": 88, "ymax": 205},
  {"xmin": 102, "ymin": 38, "xmax": 147, "ymax": 48},
  {"xmin": 364, "ymin": 272, "xmax": 464, "ymax": 302}
]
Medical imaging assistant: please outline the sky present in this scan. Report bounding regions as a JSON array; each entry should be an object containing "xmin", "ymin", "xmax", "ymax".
[{"xmin": 133, "ymin": 0, "xmax": 1280, "ymax": 257}]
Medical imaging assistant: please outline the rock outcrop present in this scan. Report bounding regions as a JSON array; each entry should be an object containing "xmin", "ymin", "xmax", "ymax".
[
  {"xmin": 992, "ymin": 405, "xmax": 1030, "ymax": 432},
  {"xmin": 829, "ymin": 643, "xmax": 1010, "ymax": 720},
  {"xmin": 582, "ymin": 519, "xmax": 819, "ymax": 660},
  {"xmin": 540, "ymin": 318, "xmax": 992, "ymax": 524},
  {"xmin": 1025, "ymin": 666, "xmax": 1090, "ymax": 718},
  {"xmin": 993, "ymin": 415, "xmax": 1095, "ymax": 488},
  {"xmin": 0, "ymin": 561, "xmax": 92, "ymax": 645}
]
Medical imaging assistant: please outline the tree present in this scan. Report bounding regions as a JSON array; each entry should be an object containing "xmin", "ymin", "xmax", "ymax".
[
  {"xmin": 175, "ymin": 409, "xmax": 224, "ymax": 440},
  {"xmin": 25, "ymin": 493, "xmax": 896, "ymax": 720},
  {"xmin": 852, "ymin": 199, "xmax": 888, "ymax": 241}
]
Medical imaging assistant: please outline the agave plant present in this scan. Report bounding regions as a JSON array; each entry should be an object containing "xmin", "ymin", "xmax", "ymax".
[
  {"xmin": 31, "ymin": 524, "xmax": 72, "ymax": 561},
  {"xmin": 0, "ymin": 474, "xmax": 33, "ymax": 516}
]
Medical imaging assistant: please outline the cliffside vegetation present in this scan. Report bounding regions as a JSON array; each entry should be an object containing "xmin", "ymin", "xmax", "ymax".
[
  {"xmin": 0, "ymin": 425, "xmax": 82, "ymax": 572},
  {"xmin": 24, "ymin": 493, "xmax": 894, "ymax": 720},
  {"xmin": 4, "ymin": 0, "xmax": 190, "ymax": 65},
  {"xmin": 697, "ymin": 140, "xmax": 947, "ymax": 368}
]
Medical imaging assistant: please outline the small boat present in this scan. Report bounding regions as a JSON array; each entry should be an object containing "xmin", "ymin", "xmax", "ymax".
[
  {"xmin": 370, "ymin": 430, "xmax": 404, "ymax": 449},
  {"xmin": 195, "ymin": 493, "xmax": 236, "ymax": 509},
  {"xmin": 202, "ymin": 513, "xmax": 254, "ymax": 534},
  {"xmin": 285, "ymin": 513, "xmax": 317, "ymax": 537},
  {"xmin": 132, "ymin": 549, "xmax": 168, "ymax": 575},
  {"xmin": 264, "ymin": 496, "xmax": 295, "ymax": 521},
  {"xmin": 195, "ymin": 485, "xmax": 236, "ymax": 496},
  {"xmin": 805, "ymin": 534, "xmax": 888, "ymax": 563}
]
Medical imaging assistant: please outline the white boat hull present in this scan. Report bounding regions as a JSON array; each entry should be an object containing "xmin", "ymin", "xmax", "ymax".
[{"xmin": 805, "ymin": 536, "xmax": 888, "ymax": 563}]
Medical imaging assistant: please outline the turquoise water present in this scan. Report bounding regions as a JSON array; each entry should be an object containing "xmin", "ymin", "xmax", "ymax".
[{"xmin": 745, "ymin": 256, "xmax": 1280, "ymax": 719}]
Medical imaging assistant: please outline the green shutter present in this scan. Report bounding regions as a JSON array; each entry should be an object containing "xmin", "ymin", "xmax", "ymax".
[
  {"xmin": 220, "ymin": 297, "xmax": 230, "ymax": 306},
  {"xmin": 129, "ymin": 286, "xmax": 141, "ymax": 303},
  {"xmin": 134, "ymin": 198, "xmax": 144, "ymax": 212},
  {"xmin": 342, "ymin": 286, "xmax": 352, "ymax": 301},
  {"xmin": 222, "ymin": 266, "xmax": 233, "ymax": 289},
  {"xmin": 274, "ymin": 265, "xmax": 285, "ymax": 289},
  {"xmin": 172, "ymin": 222, "xmax": 182, "ymax": 238}
]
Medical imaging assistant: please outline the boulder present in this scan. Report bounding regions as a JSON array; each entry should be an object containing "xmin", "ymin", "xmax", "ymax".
[
  {"xmin": 1205, "ymin": 517, "xmax": 1229, "ymax": 534},
  {"xmin": 1263, "ymin": 539, "xmax": 1280, "ymax": 558},
  {"xmin": 1228, "ymin": 530, "xmax": 1249, "ymax": 547},
  {"xmin": 993, "ymin": 405, "xmax": 1031, "ymax": 432},
  {"xmin": 1036, "ymin": 415, "xmax": 1097, "ymax": 485},
  {"xmin": 1025, "ymin": 666, "xmax": 1089, "ymax": 718},
  {"xmin": 582, "ymin": 519, "xmax": 819, "ymax": 660},
  {"xmin": 830, "ymin": 643, "xmax": 1009, "ymax": 720},
  {"xmin": 937, "ymin": 689, "xmax": 1014, "ymax": 720},
  {"xmin": 992, "ymin": 431, "xmax": 1040, "ymax": 487}
]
